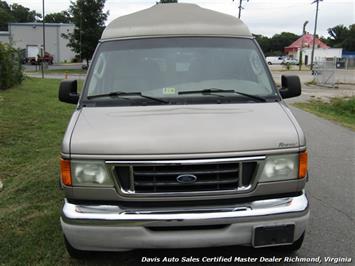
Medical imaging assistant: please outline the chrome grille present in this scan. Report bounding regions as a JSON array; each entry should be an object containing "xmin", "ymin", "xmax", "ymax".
[
  {"xmin": 133, "ymin": 163, "xmax": 241, "ymax": 193},
  {"xmin": 110, "ymin": 158, "xmax": 262, "ymax": 195}
]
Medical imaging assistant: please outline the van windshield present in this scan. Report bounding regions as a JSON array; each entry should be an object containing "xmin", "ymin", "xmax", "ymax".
[{"xmin": 84, "ymin": 37, "xmax": 278, "ymax": 105}]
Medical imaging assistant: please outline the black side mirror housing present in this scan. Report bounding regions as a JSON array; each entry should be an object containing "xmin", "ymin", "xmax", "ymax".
[
  {"xmin": 58, "ymin": 80, "xmax": 79, "ymax": 104},
  {"xmin": 279, "ymin": 75, "xmax": 301, "ymax": 99}
]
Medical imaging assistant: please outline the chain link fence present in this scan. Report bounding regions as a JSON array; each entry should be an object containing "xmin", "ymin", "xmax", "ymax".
[
  {"xmin": 337, "ymin": 57, "xmax": 355, "ymax": 70},
  {"xmin": 313, "ymin": 57, "xmax": 355, "ymax": 86},
  {"xmin": 313, "ymin": 57, "xmax": 336, "ymax": 87}
]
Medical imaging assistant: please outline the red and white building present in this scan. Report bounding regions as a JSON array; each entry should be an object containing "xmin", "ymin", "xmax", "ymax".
[{"xmin": 285, "ymin": 33, "xmax": 342, "ymax": 65}]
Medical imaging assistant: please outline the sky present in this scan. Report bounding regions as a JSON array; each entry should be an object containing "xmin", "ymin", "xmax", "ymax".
[{"xmin": 5, "ymin": 0, "xmax": 355, "ymax": 37}]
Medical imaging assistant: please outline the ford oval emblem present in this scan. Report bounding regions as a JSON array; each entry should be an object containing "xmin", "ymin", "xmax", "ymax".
[{"xmin": 176, "ymin": 174, "xmax": 197, "ymax": 184}]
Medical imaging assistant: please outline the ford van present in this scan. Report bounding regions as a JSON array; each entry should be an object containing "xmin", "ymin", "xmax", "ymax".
[{"xmin": 58, "ymin": 3, "xmax": 309, "ymax": 257}]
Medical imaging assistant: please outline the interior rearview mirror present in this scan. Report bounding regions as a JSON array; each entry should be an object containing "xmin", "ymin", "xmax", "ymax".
[
  {"xmin": 279, "ymin": 75, "xmax": 301, "ymax": 99},
  {"xmin": 58, "ymin": 80, "xmax": 79, "ymax": 104}
]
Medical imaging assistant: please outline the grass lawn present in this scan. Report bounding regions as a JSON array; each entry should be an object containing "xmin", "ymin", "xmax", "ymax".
[
  {"xmin": 294, "ymin": 97, "xmax": 355, "ymax": 131},
  {"xmin": 0, "ymin": 78, "xmax": 80, "ymax": 265}
]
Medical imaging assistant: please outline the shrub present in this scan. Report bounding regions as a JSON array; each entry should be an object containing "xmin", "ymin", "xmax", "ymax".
[
  {"xmin": 283, "ymin": 62, "xmax": 291, "ymax": 70},
  {"xmin": 0, "ymin": 43, "xmax": 23, "ymax": 90},
  {"xmin": 71, "ymin": 56, "xmax": 80, "ymax": 63}
]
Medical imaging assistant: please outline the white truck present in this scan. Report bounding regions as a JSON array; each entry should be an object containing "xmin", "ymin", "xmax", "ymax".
[
  {"xmin": 25, "ymin": 45, "xmax": 54, "ymax": 65},
  {"xmin": 266, "ymin": 56, "xmax": 285, "ymax": 65}
]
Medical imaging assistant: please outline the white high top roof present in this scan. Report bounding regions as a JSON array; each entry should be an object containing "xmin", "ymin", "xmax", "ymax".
[{"xmin": 101, "ymin": 3, "xmax": 252, "ymax": 40}]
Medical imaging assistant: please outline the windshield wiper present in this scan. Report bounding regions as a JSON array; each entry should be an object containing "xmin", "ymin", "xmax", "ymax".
[
  {"xmin": 86, "ymin": 91, "xmax": 169, "ymax": 104},
  {"xmin": 178, "ymin": 88, "xmax": 266, "ymax": 102}
]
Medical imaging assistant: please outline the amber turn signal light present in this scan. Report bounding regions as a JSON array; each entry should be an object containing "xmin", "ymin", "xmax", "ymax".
[
  {"xmin": 298, "ymin": 151, "xmax": 308, "ymax": 179},
  {"xmin": 60, "ymin": 159, "xmax": 72, "ymax": 186}
]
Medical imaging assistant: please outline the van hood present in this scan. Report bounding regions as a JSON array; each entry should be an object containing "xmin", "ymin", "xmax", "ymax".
[{"xmin": 70, "ymin": 103, "xmax": 300, "ymax": 155}]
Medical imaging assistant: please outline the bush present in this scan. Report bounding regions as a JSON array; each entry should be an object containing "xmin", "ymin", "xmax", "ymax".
[
  {"xmin": 71, "ymin": 56, "xmax": 80, "ymax": 63},
  {"xmin": 0, "ymin": 43, "xmax": 23, "ymax": 90}
]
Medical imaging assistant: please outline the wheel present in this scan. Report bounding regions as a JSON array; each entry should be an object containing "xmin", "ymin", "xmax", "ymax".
[
  {"xmin": 64, "ymin": 236, "xmax": 89, "ymax": 259},
  {"xmin": 267, "ymin": 62, "xmax": 272, "ymax": 65}
]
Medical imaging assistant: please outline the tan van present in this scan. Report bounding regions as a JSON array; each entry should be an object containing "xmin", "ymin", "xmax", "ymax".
[{"xmin": 59, "ymin": 3, "xmax": 308, "ymax": 257}]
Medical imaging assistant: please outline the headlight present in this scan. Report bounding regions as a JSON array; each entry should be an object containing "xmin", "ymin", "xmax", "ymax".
[
  {"xmin": 71, "ymin": 160, "xmax": 113, "ymax": 186},
  {"xmin": 259, "ymin": 154, "xmax": 299, "ymax": 182}
]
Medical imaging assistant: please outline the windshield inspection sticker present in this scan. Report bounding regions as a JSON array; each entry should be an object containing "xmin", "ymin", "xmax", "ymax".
[{"xmin": 163, "ymin": 87, "xmax": 176, "ymax": 95}]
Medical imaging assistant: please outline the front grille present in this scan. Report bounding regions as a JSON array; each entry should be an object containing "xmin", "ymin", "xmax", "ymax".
[
  {"xmin": 133, "ymin": 163, "xmax": 241, "ymax": 193},
  {"xmin": 112, "ymin": 159, "xmax": 259, "ymax": 195}
]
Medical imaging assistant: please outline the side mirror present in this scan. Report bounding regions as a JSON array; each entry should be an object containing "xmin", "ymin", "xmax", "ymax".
[
  {"xmin": 279, "ymin": 75, "xmax": 301, "ymax": 99},
  {"xmin": 58, "ymin": 80, "xmax": 79, "ymax": 104}
]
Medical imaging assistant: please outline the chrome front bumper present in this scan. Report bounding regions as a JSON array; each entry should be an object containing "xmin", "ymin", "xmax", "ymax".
[{"xmin": 61, "ymin": 192, "xmax": 309, "ymax": 251}]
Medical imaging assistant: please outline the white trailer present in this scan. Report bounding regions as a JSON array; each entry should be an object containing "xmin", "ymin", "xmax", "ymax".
[{"xmin": 26, "ymin": 45, "xmax": 40, "ymax": 58}]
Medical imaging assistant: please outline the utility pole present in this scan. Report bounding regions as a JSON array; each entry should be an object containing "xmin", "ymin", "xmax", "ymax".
[
  {"xmin": 299, "ymin": 21, "xmax": 309, "ymax": 71},
  {"xmin": 80, "ymin": 10, "xmax": 82, "ymax": 63},
  {"xmin": 310, "ymin": 0, "xmax": 322, "ymax": 70},
  {"xmin": 238, "ymin": 0, "xmax": 242, "ymax": 18},
  {"xmin": 233, "ymin": 0, "xmax": 249, "ymax": 19},
  {"xmin": 41, "ymin": 0, "xmax": 45, "ymax": 79}
]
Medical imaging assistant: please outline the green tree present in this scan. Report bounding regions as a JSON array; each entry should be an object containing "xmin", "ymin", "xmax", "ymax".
[
  {"xmin": 269, "ymin": 32, "xmax": 299, "ymax": 55},
  {"xmin": 0, "ymin": 1, "xmax": 14, "ymax": 31},
  {"xmin": 0, "ymin": 1, "xmax": 40, "ymax": 31},
  {"xmin": 342, "ymin": 24, "xmax": 355, "ymax": 51},
  {"xmin": 325, "ymin": 24, "xmax": 355, "ymax": 51},
  {"xmin": 44, "ymin": 11, "xmax": 71, "ymax": 23},
  {"xmin": 253, "ymin": 32, "xmax": 299, "ymax": 56},
  {"xmin": 253, "ymin": 34, "xmax": 271, "ymax": 55},
  {"xmin": 64, "ymin": 0, "xmax": 108, "ymax": 65},
  {"xmin": 10, "ymin": 3, "xmax": 40, "ymax": 22},
  {"xmin": 0, "ymin": 1, "xmax": 11, "ymax": 11},
  {"xmin": 326, "ymin": 25, "xmax": 349, "ymax": 48}
]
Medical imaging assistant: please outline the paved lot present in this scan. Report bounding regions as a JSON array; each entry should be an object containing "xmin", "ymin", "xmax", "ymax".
[
  {"xmin": 269, "ymin": 65, "xmax": 355, "ymax": 84},
  {"xmin": 23, "ymin": 63, "xmax": 82, "ymax": 72},
  {"xmin": 72, "ymin": 107, "xmax": 354, "ymax": 265},
  {"xmin": 286, "ymin": 84, "xmax": 355, "ymax": 103}
]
